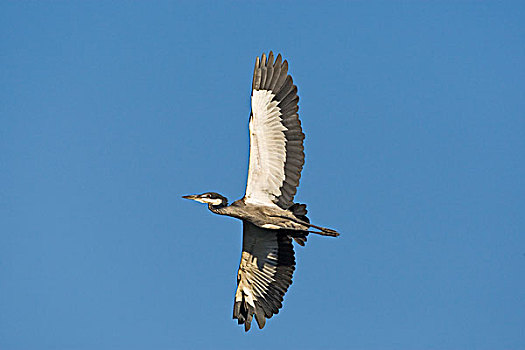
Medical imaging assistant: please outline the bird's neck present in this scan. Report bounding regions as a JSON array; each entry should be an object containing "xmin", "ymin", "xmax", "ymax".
[{"xmin": 208, "ymin": 202, "xmax": 228, "ymax": 215}]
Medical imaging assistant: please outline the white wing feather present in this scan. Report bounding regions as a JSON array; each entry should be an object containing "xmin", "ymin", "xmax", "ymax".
[{"xmin": 245, "ymin": 90, "xmax": 288, "ymax": 206}]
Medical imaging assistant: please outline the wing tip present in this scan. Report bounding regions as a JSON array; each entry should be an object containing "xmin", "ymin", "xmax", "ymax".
[{"xmin": 253, "ymin": 51, "xmax": 290, "ymax": 91}]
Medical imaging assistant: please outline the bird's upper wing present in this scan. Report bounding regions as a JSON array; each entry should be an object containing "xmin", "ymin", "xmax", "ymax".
[
  {"xmin": 244, "ymin": 52, "xmax": 305, "ymax": 209},
  {"xmin": 233, "ymin": 222, "xmax": 296, "ymax": 331}
]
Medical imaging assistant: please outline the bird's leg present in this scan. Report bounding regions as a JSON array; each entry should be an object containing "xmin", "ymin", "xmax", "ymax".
[
  {"xmin": 306, "ymin": 229, "xmax": 340, "ymax": 237},
  {"xmin": 305, "ymin": 223, "xmax": 340, "ymax": 236},
  {"xmin": 271, "ymin": 215, "xmax": 340, "ymax": 237}
]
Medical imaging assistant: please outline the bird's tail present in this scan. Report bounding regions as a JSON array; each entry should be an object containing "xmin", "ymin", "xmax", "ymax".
[{"xmin": 288, "ymin": 203, "xmax": 310, "ymax": 246}]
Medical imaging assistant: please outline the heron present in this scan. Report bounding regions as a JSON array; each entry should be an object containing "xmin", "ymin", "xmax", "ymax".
[{"xmin": 183, "ymin": 51, "xmax": 339, "ymax": 331}]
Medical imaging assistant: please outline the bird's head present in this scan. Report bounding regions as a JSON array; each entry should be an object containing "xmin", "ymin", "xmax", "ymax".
[{"xmin": 182, "ymin": 192, "xmax": 228, "ymax": 207}]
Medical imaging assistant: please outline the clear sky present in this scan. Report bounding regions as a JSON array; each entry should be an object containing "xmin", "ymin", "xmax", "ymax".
[{"xmin": 1, "ymin": 2, "xmax": 524, "ymax": 349}]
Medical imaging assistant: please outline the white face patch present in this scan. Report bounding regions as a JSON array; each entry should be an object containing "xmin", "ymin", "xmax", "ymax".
[{"xmin": 195, "ymin": 197, "xmax": 223, "ymax": 206}]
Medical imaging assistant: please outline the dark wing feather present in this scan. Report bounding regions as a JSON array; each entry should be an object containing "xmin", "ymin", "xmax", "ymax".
[{"xmin": 233, "ymin": 222, "xmax": 296, "ymax": 331}]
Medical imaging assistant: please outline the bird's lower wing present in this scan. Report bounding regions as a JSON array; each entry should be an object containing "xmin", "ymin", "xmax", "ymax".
[
  {"xmin": 244, "ymin": 52, "xmax": 305, "ymax": 209},
  {"xmin": 233, "ymin": 222, "xmax": 296, "ymax": 331}
]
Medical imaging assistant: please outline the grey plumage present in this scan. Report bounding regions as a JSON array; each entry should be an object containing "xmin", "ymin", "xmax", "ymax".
[{"xmin": 183, "ymin": 52, "xmax": 339, "ymax": 332}]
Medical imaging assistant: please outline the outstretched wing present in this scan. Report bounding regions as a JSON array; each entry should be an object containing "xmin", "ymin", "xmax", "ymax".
[
  {"xmin": 233, "ymin": 222, "xmax": 296, "ymax": 331},
  {"xmin": 244, "ymin": 52, "xmax": 305, "ymax": 209}
]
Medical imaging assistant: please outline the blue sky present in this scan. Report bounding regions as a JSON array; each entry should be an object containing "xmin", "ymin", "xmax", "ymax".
[{"xmin": 1, "ymin": 2, "xmax": 524, "ymax": 349}]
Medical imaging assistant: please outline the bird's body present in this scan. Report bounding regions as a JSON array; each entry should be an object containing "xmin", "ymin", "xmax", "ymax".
[
  {"xmin": 204, "ymin": 197, "xmax": 337, "ymax": 234},
  {"xmin": 183, "ymin": 52, "xmax": 339, "ymax": 331},
  {"xmin": 214, "ymin": 200, "xmax": 299, "ymax": 229}
]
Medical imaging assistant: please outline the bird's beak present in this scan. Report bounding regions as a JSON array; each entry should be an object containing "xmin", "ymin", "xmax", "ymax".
[{"xmin": 182, "ymin": 194, "xmax": 198, "ymax": 200}]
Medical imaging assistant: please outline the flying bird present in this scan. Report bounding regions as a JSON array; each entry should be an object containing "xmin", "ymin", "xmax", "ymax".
[{"xmin": 183, "ymin": 51, "xmax": 339, "ymax": 331}]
